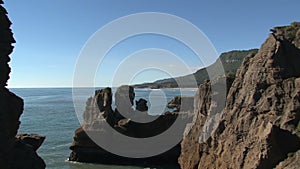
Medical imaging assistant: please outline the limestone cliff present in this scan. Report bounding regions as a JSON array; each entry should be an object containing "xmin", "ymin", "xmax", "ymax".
[
  {"xmin": 69, "ymin": 86, "xmax": 192, "ymax": 167},
  {"xmin": 179, "ymin": 22, "xmax": 300, "ymax": 169},
  {"xmin": 0, "ymin": 1, "xmax": 45, "ymax": 169}
]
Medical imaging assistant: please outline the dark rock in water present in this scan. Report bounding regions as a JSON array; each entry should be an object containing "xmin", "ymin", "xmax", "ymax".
[
  {"xmin": 0, "ymin": 2, "xmax": 45, "ymax": 168},
  {"xmin": 69, "ymin": 126, "xmax": 181, "ymax": 168},
  {"xmin": 167, "ymin": 96, "xmax": 181, "ymax": 111},
  {"xmin": 136, "ymin": 98, "xmax": 148, "ymax": 112},
  {"xmin": 69, "ymin": 86, "xmax": 193, "ymax": 167},
  {"xmin": 167, "ymin": 96, "xmax": 194, "ymax": 112},
  {"xmin": 179, "ymin": 22, "xmax": 300, "ymax": 169}
]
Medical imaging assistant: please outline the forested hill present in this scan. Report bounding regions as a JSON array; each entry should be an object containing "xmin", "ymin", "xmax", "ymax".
[{"xmin": 134, "ymin": 49, "xmax": 259, "ymax": 88}]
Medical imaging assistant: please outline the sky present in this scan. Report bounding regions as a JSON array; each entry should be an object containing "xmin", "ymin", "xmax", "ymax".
[{"xmin": 4, "ymin": 0, "xmax": 300, "ymax": 88}]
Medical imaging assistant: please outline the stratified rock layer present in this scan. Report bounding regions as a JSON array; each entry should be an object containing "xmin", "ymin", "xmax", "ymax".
[
  {"xmin": 70, "ymin": 86, "xmax": 193, "ymax": 168},
  {"xmin": 179, "ymin": 22, "xmax": 300, "ymax": 169},
  {"xmin": 0, "ymin": 1, "xmax": 45, "ymax": 169}
]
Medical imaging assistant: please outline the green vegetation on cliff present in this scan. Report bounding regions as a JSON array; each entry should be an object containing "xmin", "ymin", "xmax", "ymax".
[
  {"xmin": 272, "ymin": 22, "xmax": 300, "ymax": 43},
  {"xmin": 134, "ymin": 49, "xmax": 258, "ymax": 88}
]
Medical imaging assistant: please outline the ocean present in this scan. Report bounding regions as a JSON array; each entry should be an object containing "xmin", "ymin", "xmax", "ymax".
[{"xmin": 10, "ymin": 88, "xmax": 196, "ymax": 169}]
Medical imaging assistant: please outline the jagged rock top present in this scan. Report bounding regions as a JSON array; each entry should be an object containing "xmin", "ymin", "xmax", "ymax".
[
  {"xmin": 271, "ymin": 22, "xmax": 300, "ymax": 48},
  {"xmin": 179, "ymin": 22, "xmax": 300, "ymax": 169}
]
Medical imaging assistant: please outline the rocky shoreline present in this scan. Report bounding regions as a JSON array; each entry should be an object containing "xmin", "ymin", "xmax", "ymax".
[
  {"xmin": 3, "ymin": 1, "xmax": 299, "ymax": 167},
  {"xmin": 69, "ymin": 22, "xmax": 300, "ymax": 169},
  {"xmin": 69, "ymin": 86, "xmax": 194, "ymax": 167}
]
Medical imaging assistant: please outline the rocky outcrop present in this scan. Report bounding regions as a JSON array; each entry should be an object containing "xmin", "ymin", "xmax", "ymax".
[
  {"xmin": 167, "ymin": 96, "xmax": 194, "ymax": 112},
  {"xmin": 275, "ymin": 150, "xmax": 300, "ymax": 169},
  {"xmin": 0, "ymin": 1, "xmax": 45, "ymax": 169},
  {"xmin": 16, "ymin": 134, "xmax": 46, "ymax": 151},
  {"xmin": 178, "ymin": 81, "xmax": 212, "ymax": 169},
  {"xmin": 179, "ymin": 22, "xmax": 300, "ymax": 169},
  {"xmin": 135, "ymin": 98, "xmax": 148, "ymax": 112},
  {"xmin": 70, "ymin": 86, "xmax": 193, "ymax": 167}
]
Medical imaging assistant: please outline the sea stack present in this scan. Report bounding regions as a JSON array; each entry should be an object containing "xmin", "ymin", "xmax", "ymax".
[
  {"xmin": 69, "ymin": 86, "xmax": 193, "ymax": 167},
  {"xmin": 179, "ymin": 22, "xmax": 300, "ymax": 169},
  {"xmin": 0, "ymin": 1, "xmax": 46, "ymax": 168}
]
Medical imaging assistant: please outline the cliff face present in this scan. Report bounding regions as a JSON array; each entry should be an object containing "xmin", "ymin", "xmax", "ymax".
[
  {"xmin": 179, "ymin": 22, "xmax": 300, "ymax": 169},
  {"xmin": 0, "ymin": 1, "xmax": 45, "ymax": 169}
]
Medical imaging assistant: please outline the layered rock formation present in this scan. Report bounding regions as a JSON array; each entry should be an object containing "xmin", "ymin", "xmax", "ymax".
[
  {"xmin": 70, "ymin": 86, "xmax": 193, "ymax": 167},
  {"xmin": 0, "ymin": 1, "xmax": 45, "ymax": 169},
  {"xmin": 179, "ymin": 22, "xmax": 300, "ymax": 169}
]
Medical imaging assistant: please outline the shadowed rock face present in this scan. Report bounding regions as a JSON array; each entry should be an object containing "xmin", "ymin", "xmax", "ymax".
[
  {"xmin": 275, "ymin": 150, "xmax": 300, "ymax": 169},
  {"xmin": 16, "ymin": 134, "xmax": 46, "ymax": 152},
  {"xmin": 179, "ymin": 22, "xmax": 300, "ymax": 169},
  {"xmin": 69, "ymin": 86, "xmax": 193, "ymax": 167},
  {"xmin": 0, "ymin": 2, "xmax": 45, "ymax": 169},
  {"xmin": 167, "ymin": 96, "xmax": 194, "ymax": 112},
  {"xmin": 135, "ymin": 98, "xmax": 148, "ymax": 112}
]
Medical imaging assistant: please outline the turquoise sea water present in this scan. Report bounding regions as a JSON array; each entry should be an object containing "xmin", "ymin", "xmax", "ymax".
[{"xmin": 10, "ymin": 88, "xmax": 196, "ymax": 169}]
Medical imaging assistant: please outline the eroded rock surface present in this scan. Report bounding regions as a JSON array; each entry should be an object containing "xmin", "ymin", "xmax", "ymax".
[
  {"xmin": 70, "ymin": 86, "xmax": 193, "ymax": 167},
  {"xmin": 179, "ymin": 22, "xmax": 300, "ymax": 169}
]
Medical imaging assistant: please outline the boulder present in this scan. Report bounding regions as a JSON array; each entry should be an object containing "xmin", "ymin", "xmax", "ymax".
[{"xmin": 135, "ymin": 98, "xmax": 148, "ymax": 112}]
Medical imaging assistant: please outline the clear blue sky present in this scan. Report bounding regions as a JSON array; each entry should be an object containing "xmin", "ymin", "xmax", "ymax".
[{"xmin": 4, "ymin": 0, "xmax": 300, "ymax": 88}]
